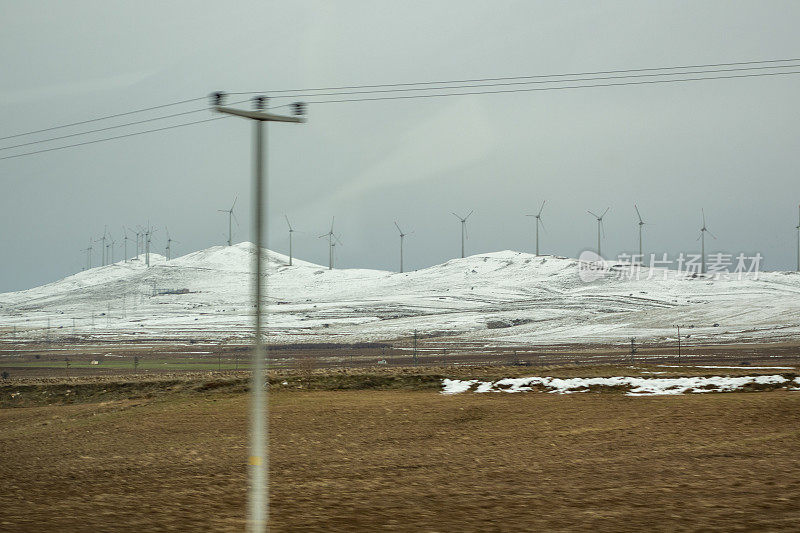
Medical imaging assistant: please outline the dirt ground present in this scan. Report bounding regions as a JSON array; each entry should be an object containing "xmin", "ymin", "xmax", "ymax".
[{"xmin": 2, "ymin": 382, "xmax": 800, "ymax": 531}]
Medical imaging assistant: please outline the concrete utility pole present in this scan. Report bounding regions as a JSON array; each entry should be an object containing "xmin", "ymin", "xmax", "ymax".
[
  {"xmin": 213, "ymin": 91, "xmax": 305, "ymax": 533},
  {"xmin": 673, "ymin": 325, "xmax": 685, "ymax": 364}
]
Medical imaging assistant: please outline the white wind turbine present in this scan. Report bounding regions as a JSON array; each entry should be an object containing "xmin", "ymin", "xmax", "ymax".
[
  {"xmin": 165, "ymin": 227, "xmax": 179, "ymax": 261},
  {"xmin": 132, "ymin": 226, "xmax": 143, "ymax": 259},
  {"xmin": 587, "ymin": 208, "xmax": 610, "ymax": 257},
  {"xmin": 319, "ymin": 217, "xmax": 339, "ymax": 270},
  {"xmin": 144, "ymin": 223, "xmax": 157, "ymax": 267},
  {"xmin": 218, "ymin": 196, "xmax": 239, "ymax": 246},
  {"xmin": 285, "ymin": 215, "xmax": 296, "ymax": 266},
  {"xmin": 525, "ymin": 201, "xmax": 546, "ymax": 255},
  {"xmin": 122, "ymin": 227, "xmax": 131, "ymax": 263},
  {"xmin": 100, "ymin": 226, "xmax": 108, "ymax": 266},
  {"xmin": 395, "ymin": 221, "xmax": 413, "ymax": 273},
  {"xmin": 795, "ymin": 204, "xmax": 800, "ymax": 272},
  {"xmin": 82, "ymin": 238, "xmax": 94, "ymax": 270},
  {"xmin": 698, "ymin": 208, "xmax": 716, "ymax": 274},
  {"xmin": 452, "ymin": 210, "xmax": 473, "ymax": 259},
  {"xmin": 107, "ymin": 235, "xmax": 116, "ymax": 265},
  {"xmin": 635, "ymin": 204, "xmax": 647, "ymax": 263}
]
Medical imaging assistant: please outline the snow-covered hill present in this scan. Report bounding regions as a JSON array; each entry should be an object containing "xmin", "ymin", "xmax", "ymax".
[{"xmin": 2, "ymin": 242, "xmax": 800, "ymax": 346}]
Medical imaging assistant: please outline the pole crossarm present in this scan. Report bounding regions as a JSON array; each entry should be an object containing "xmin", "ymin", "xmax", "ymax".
[{"xmin": 214, "ymin": 106, "xmax": 306, "ymax": 123}]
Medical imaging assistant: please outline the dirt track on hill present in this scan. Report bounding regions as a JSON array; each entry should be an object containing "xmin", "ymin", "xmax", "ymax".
[{"xmin": 2, "ymin": 385, "xmax": 800, "ymax": 531}]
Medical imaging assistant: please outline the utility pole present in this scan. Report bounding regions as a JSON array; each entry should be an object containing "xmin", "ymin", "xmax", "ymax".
[
  {"xmin": 673, "ymin": 325, "xmax": 684, "ymax": 364},
  {"xmin": 413, "ymin": 330, "xmax": 418, "ymax": 365},
  {"xmin": 212, "ymin": 91, "xmax": 305, "ymax": 533}
]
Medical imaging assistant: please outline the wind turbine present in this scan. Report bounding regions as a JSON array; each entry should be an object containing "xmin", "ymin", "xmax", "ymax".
[
  {"xmin": 452, "ymin": 210, "xmax": 473, "ymax": 258},
  {"xmin": 100, "ymin": 226, "xmax": 108, "ymax": 266},
  {"xmin": 698, "ymin": 208, "xmax": 716, "ymax": 274},
  {"xmin": 587, "ymin": 208, "xmax": 610, "ymax": 257},
  {"xmin": 635, "ymin": 204, "xmax": 646, "ymax": 263},
  {"xmin": 525, "ymin": 201, "xmax": 546, "ymax": 255},
  {"xmin": 795, "ymin": 204, "xmax": 800, "ymax": 272},
  {"xmin": 218, "ymin": 196, "xmax": 239, "ymax": 246},
  {"xmin": 319, "ymin": 217, "xmax": 336, "ymax": 269},
  {"xmin": 285, "ymin": 215, "xmax": 296, "ymax": 266},
  {"xmin": 107, "ymin": 235, "xmax": 116, "ymax": 265},
  {"xmin": 144, "ymin": 223, "xmax": 157, "ymax": 267},
  {"xmin": 165, "ymin": 227, "xmax": 179, "ymax": 261},
  {"xmin": 395, "ymin": 221, "xmax": 413, "ymax": 273},
  {"xmin": 132, "ymin": 226, "xmax": 143, "ymax": 259},
  {"xmin": 122, "ymin": 227, "xmax": 131, "ymax": 263},
  {"xmin": 83, "ymin": 239, "xmax": 94, "ymax": 270}
]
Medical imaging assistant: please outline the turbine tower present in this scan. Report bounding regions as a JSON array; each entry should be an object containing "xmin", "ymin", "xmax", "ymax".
[
  {"xmin": 635, "ymin": 204, "xmax": 646, "ymax": 263},
  {"xmin": 319, "ymin": 217, "xmax": 336, "ymax": 269},
  {"xmin": 132, "ymin": 227, "xmax": 142, "ymax": 259},
  {"xmin": 698, "ymin": 208, "xmax": 716, "ymax": 274},
  {"xmin": 587, "ymin": 208, "xmax": 610, "ymax": 257},
  {"xmin": 83, "ymin": 239, "xmax": 94, "ymax": 270},
  {"xmin": 165, "ymin": 227, "xmax": 179, "ymax": 261},
  {"xmin": 107, "ymin": 235, "xmax": 116, "ymax": 265},
  {"xmin": 100, "ymin": 226, "xmax": 108, "ymax": 266},
  {"xmin": 144, "ymin": 224, "xmax": 157, "ymax": 267},
  {"xmin": 525, "ymin": 201, "xmax": 546, "ymax": 255},
  {"xmin": 796, "ymin": 204, "xmax": 800, "ymax": 272},
  {"xmin": 218, "ymin": 196, "xmax": 239, "ymax": 246},
  {"xmin": 285, "ymin": 215, "xmax": 296, "ymax": 266},
  {"xmin": 122, "ymin": 227, "xmax": 130, "ymax": 263},
  {"xmin": 452, "ymin": 210, "xmax": 473, "ymax": 259},
  {"xmin": 330, "ymin": 232, "xmax": 343, "ymax": 268},
  {"xmin": 395, "ymin": 221, "xmax": 413, "ymax": 273}
]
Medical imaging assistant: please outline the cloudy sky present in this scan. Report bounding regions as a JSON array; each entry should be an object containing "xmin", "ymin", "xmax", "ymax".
[{"xmin": 2, "ymin": 0, "xmax": 800, "ymax": 292}]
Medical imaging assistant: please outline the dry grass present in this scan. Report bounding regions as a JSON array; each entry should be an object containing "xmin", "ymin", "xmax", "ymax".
[{"xmin": 2, "ymin": 384, "xmax": 800, "ymax": 531}]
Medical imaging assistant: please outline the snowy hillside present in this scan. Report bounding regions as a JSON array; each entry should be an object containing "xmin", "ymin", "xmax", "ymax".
[{"xmin": 1, "ymin": 242, "xmax": 800, "ymax": 346}]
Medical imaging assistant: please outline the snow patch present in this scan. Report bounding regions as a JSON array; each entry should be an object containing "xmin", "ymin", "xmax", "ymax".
[{"xmin": 440, "ymin": 375, "xmax": 792, "ymax": 396}]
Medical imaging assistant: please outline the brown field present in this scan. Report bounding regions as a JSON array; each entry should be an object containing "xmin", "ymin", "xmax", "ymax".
[{"xmin": 2, "ymin": 371, "xmax": 800, "ymax": 531}]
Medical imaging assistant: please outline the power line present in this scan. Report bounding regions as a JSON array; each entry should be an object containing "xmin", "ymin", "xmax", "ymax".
[
  {"xmin": 4, "ymin": 64, "xmax": 798, "ymax": 153},
  {"xmin": 0, "ymin": 96, "xmax": 207, "ymax": 142},
  {"xmin": 3, "ymin": 64, "xmax": 800, "ymax": 161},
  {"xmin": 0, "ymin": 116, "xmax": 227, "ymax": 161},
  {"xmin": 229, "ymin": 56, "xmax": 800, "ymax": 95},
  {"xmin": 4, "ymin": 56, "xmax": 799, "ymax": 142},
  {"xmin": 234, "ymin": 63, "xmax": 800, "ymax": 101},
  {"xmin": 299, "ymin": 69, "xmax": 800, "ymax": 105},
  {"xmin": 0, "ymin": 99, "xmax": 251, "ymax": 152}
]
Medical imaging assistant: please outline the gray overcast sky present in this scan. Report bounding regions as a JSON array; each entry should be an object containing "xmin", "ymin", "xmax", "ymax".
[{"xmin": 2, "ymin": 0, "xmax": 800, "ymax": 292}]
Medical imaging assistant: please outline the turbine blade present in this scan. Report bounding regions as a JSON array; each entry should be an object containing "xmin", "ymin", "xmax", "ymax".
[
  {"xmin": 394, "ymin": 221, "xmax": 403, "ymax": 234},
  {"xmin": 465, "ymin": 210, "xmax": 474, "ymax": 220},
  {"xmin": 452, "ymin": 212, "xmax": 461, "ymax": 220},
  {"xmin": 601, "ymin": 220, "xmax": 606, "ymax": 238},
  {"xmin": 285, "ymin": 214, "xmax": 293, "ymax": 231},
  {"xmin": 330, "ymin": 216, "xmax": 335, "ymax": 233},
  {"xmin": 601, "ymin": 207, "xmax": 610, "ymax": 219},
  {"xmin": 588, "ymin": 210, "xmax": 599, "ymax": 218},
  {"xmin": 231, "ymin": 196, "xmax": 237, "ymax": 211},
  {"xmin": 702, "ymin": 208, "xmax": 706, "ymax": 227},
  {"xmin": 539, "ymin": 218, "xmax": 546, "ymax": 232},
  {"xmin": 232, "ymin": 211, "xmax": 240, "ymax": 227},
  {"xmin": 707, "ymin": 229, "xmax": 717, "ymax": 240},
  {"xmin": 538, "ymin": 200, "xmax": 546, "ymax": 216},
  {"xmin": 635, "ymin": 204, "xmax": 643, "ymax": 223}
]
